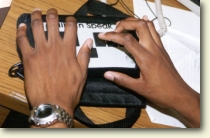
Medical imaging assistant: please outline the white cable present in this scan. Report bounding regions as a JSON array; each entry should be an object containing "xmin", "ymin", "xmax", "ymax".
[
  {"xmin": 155, "ymin": 0, "xmax": 167, "ymax": 37},
  {"xmin": 100, "ymin": 0, "xmax": 166, "ymax": 36},
  {"xmin": 100, "ymin": 0, "xmax": 107, "ymax": 3}
]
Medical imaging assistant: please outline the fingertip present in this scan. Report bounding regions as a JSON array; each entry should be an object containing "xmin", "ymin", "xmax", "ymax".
[
  {"xmin": 104, "ymin": 72, "xmax": 115, "ymax": 81},
  {"xmin": 18, "ymin": 23, "xmax": 26, "ymax": 28},
  {"xmin": 32, "ymin": 8, "xmax": 42, "ymax": 12},
  {"xmin": 105, "ymin": 71, "xmax": 138, "ymax": 90},
  {"xmin": 98, "ymin": 32, "xmax": 106, "ymax": 37},
  {"xmin": 114, "ymin": 21, "xmax": 121, "ymax": 32},
  {"xmin": 115, "ymin": 21, "xmax": 120, "ymax": 26},
  {"xmin": 17, "ymin": 23, "xmax": 27, "ymax": 36},
  {"xmin": 142, "ymin": 15, "xmax": 149, "ymax": 21},
  {"xmin": 86, "ymin": 38, "xmax": 93, "ymax": 50}
]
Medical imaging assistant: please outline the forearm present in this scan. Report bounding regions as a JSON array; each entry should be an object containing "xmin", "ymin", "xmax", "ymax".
[{"xmin": 171, "ymin": 87, "xmax": 200, "ymax": 128}]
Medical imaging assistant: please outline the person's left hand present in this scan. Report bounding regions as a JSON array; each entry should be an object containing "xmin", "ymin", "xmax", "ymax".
[{"xmin": 17, "ymin": 8, "xmax": 93, "ymax": 119}]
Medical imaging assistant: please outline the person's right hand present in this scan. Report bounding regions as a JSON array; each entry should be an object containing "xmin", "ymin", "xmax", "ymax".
[{"xmin": 98, "ymin": 17, "xmax": 200, "ymax": 127}]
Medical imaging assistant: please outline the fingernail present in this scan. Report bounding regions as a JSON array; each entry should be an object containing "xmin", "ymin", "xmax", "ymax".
[
  {"xmin": 87, "ymin": 39, "xmax": 93, "ymax": 49},
  {"xmin": 142, "ymin": 15, "xmax": 149, "ymax": 21},
  {"xmin": 32, "ymin": 8, "xmax": 41, "ymax": 12},
  {"xmin": 98, "ymin": 32, "xmax": 106, "ymax": 36},
  {"xmin": 116, "ymin": 21, "xmax": 120, "ymax": 26},
  {"xmin": 104, "ymin": 73, "xmax": 114, "ymax": 81},
  {"xmin": 19, "ymin": 23, "xmax": 25, "ymax": 28}
]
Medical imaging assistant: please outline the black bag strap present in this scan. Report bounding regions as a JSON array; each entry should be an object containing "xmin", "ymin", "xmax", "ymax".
[
  {"xmin": 74, "ymin": 107, "xmax": 141, "ymax": 128},
  {"xmin": 74, "ymin": 0, "xmax": 129, "ymax": 18},
  {"xmin": 73, "ymin": 0, "xmax": 142, "ymax": 128},
  {"xmin": 8, "ymin": 62, "xmax": 144, "ymax": 128}
]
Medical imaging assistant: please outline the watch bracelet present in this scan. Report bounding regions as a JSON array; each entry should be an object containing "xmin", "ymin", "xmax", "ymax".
[{"xmin": 55, "ymin": 105, "xmax": 73, "ymax": 128}]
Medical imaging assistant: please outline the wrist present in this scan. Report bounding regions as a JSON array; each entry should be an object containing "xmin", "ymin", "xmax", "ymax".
[
  {"xmin": 31, "ymin": 122, "xmax": 68, "ymax": 128},
  {"xmin": 31, "ymin": 101, "xmax": 75, "ymax": 118},
  {"xmin": 29, "ymin": 103, "xmax": 74, "ymax": 128}
]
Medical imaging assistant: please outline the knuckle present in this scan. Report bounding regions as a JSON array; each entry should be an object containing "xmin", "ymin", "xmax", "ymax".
[
  {"xmin": 65, "ymin": 18, "xmax": 77, "ymax": 28},
  {"xmin": 71, "ymin": 72, "xmax": 78, "ymax": 85},
  {"xmin": 17, "ymin": 34, "xmax": 26, "ymax": 44},
  {"xmin": 81, "ymin": 49, "xmax": 90, "ymax": 58},
  {"xmin": 23, "ymin": 55, "xmax": 32, "ymax": 63},
  {"xmin": 137, "ymin": 20, "xmax": 147, "ymax": 27},
  {"xmin": 123, "ymin": 33, "xmax": 134, "ymax": 44},
  {"xmin": 147, "ymin": 21, "xmax": 154, "ymax": 27},
  {"xmin": 46, "ymin": 13, "xmax": 58, "ymax": 20},
  {"xmin": 31, "ymin": 19, "xmax": 43, "ymax": 28},
  {"xmin": 117, "ymin": 20, "xmax": 123, "ymax": 26},
  {"xmin": 147, "ymin": 21, "xmax": 160, "ymax": 35},
  {"xmin": 105, "ymin": 32, "xmax": 116, "ymax": 42},
  {"xmin": 79, "ymin": 46, "xmax": 91, "ymax": 60},
  {"xmin": 21, "ymin": 50, "xmax": 34, "ymax": 62}
]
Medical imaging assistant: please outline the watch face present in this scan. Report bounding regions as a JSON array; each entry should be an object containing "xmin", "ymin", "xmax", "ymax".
[{"xmin": 36, "ymin": 104, "xmax": 53, "ymax": 118}]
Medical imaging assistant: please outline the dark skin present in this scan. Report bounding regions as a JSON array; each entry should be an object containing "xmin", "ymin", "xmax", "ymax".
[
  {"xmin": 17, "ymin": 8, "xmax": 200, "ymax": 128},
  {"xmin": 17, "ymin": 8, "xmax": 93, "ymax": 128},
  {"xmin": 100, "ymin": 16, "xmax": 200, "ymax": 128}
]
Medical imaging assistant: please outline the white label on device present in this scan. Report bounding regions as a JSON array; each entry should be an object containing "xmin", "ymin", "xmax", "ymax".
[{"xmin": 43, "ymin": 22, "xmax": 135, "ymax": 68}]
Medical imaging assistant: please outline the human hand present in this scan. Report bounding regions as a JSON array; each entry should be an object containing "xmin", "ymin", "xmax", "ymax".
[
  {"xmin": 17, "ymin": 8, "xmax": 93, "ymax": 119},
  {"xmin": 99, "ymin": 17, "xmax": 200, "ymax": 127}
]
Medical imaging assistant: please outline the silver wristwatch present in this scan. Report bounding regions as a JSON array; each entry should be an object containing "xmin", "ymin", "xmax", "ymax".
[{"xmin": 28, "ymin": 103, "xmax": 73, "ymax": 128}]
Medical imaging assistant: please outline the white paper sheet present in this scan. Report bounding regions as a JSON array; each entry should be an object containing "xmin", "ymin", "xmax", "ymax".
[
  {"xmin": 133, "ymin": 0, "xmax": 200, "ymax": 128},
  {"xmin": 0, "ymin": 0, "xmax": 13, "ymax": 28},
  {"xmin": 0, "ymin": 0, "xmax": 12, "ymax": 8}
]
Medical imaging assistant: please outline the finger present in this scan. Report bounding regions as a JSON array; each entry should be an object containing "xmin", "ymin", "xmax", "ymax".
[
  {"xmin": 143, "ymin": 16, "xmax": 174, "ymax": 65},
  {"xmin": 116, "ymin": 17, "xmax": 139, "ymax": 25},
  {"xmin": 17, "ymin": 23, "xmax": 33, "ymax": 59},
  {"xmin": 146, "ymin": 21, "xmax": 163, "ymax": 48},
  {"xmin": 115, "ymin": 19, "xmax": 148, "ymax": 33},
  {"xmin": 142, "ymin": 15, "xmax": 149, "ymax": 21},
  {"xmin": 98, "ymin": 32, "xmax": 146, "ymax": 63},
  {"xmin": 77, "ymin": 38, "xmax": 93, "ymax": 75},
  {"xmin": 46, "ymin": 8, "xmax": 61, "ymax": 44},
  {"xmin": 104, "ymin": 71, "xmax": 142, "ymax": 93},
  {"xmin": 115, "ymin": 17, "xmax": 138, "ymax": 27},
  {"xmin": 115, "ymin": 19, "xmax": 156, "ymax": 49},
  {"xmin": 147, "ymin": 21, "xmax": 171, "ymax": 60},
  {"xmin": 31, "ymin": 8, "xmax": 46, "ymax": 50},
  {"xmin": 63, "ymin": 16, "xmax": 77, "ymax": 52},
  {"xmin": 115, "ymin": 20, "xmax": 139, "ymax": 32}
]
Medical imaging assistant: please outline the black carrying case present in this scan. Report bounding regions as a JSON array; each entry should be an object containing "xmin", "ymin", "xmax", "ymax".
[{"xmin": 10, "ymin": 0, "xmax": 146, "ymax": 128}]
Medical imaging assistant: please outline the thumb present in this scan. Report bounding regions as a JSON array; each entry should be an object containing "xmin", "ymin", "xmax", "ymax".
[
  {"xmin": 77, "ymin": 38, "xmax": 93, "ymax": 74},
  {"xmin": 104, "ymin": 71, "xmax": 140, "ymax": 92}
]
